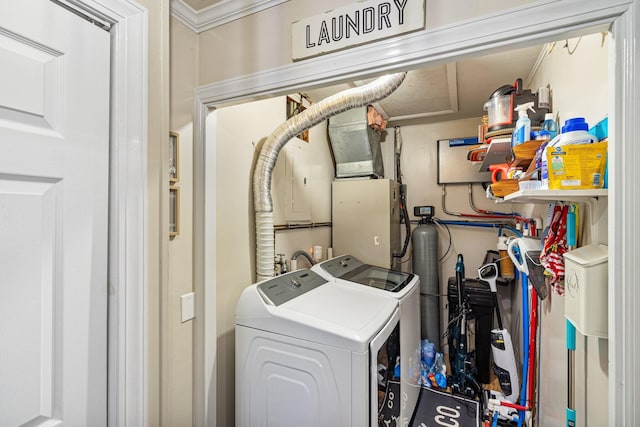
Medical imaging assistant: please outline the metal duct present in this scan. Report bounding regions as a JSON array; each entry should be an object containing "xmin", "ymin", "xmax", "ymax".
[
  {"xmin": 253, "ymin": 73, "xmax": 407, "ymax": 282},
  {"xmin": 328, "ymin": 106, "xmax": 384, "ymax": 178}
]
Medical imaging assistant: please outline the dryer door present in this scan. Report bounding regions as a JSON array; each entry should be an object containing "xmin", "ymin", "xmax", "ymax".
[{"xmin": 370, "ymin": 308, "xmax": 401, "ymax": 427}]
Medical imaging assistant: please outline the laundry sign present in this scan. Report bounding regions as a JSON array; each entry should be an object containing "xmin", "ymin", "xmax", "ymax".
[{"xmin": 291, "ymin": 0, "xmax": 425, "ymax": 60}]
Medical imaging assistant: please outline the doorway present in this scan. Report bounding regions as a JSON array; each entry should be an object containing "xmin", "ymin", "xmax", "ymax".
[{"xmin": 194, "ymin": 2, "xmax": 640, "ymax": 426}]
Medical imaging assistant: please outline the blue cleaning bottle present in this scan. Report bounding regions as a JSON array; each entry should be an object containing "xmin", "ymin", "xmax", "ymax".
[
  {"xmin": 512, "ymin": 102, "xmax": 535, "ymax": 146},
  {"xmin": 541, "ymin": 113, "xmax": 558, "ymax": 139}
]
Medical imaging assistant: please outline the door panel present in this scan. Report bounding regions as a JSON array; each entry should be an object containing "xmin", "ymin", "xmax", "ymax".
[
  {"xmin": 0, "ymin": 1, "xmax": 110, "ymax": 426},
  {"xmin": 0, "ymin": 23, "xmax": 63, "ymax": 134},
  {"xmin": 0, "ymin": 176, "xmax": 61, "ymax": 426}
]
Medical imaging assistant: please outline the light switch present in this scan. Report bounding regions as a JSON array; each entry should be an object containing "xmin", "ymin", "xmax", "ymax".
[{"xmin": 181, "ymin": 292, "xmax": 195, "ymax": 323}]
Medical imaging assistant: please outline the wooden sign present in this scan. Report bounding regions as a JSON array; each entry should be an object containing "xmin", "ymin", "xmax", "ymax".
[{"xmin": 291, "ymin": 0, "xmax": 425, "ymax": 60}]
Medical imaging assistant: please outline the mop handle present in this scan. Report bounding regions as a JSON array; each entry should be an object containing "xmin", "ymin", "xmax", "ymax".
[
  {"xmin": 479, "ymin": 264, "xmax": 502, "ymax": 329},
  {"xmin": 566, "ymin": 319, "xmax": 577, "ymax": 427},
  {"xmin": 528, "ymin": 287, "xmax": 538, "ymax": 415},
  {"xmin": 566, "ymin": 205, "xmax": 578, "ymax": 426},
  {"xmin": 456, "ymin": 254, "xmax": 465, "ymax": 304},
  {"xmin": 567, "ymin": 204, "xmax": 577, "ymax": 249},
  {"xmin": 517, "ymin": 274, "xmax": 529, "ymax": 427},
  {"xmin": 492, "ymin": 292, "xmax": 503, "ymax": 330}
]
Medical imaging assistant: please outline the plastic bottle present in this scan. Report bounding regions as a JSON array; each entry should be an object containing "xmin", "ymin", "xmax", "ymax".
[
  {"xmin": 540, "ymin": 117, "xmax": 599, "ymax": 189},
  {"xmin": 421, "ymin": 339, "xmax": 435, "ymax": 369},
  {"xmin": 512, "ymin": 102, "xmax": 535, "ymax": 146},
  {"xmin": 603, "ymin": 153, "xmax": 608, "ymax": 189},
  {"xmin": 541, "ymin": 113, "xmax": 558, "ymax": 139},
  {"xmin": 497, "ymin": 236, "xmax": 515, "ymax": 279}
]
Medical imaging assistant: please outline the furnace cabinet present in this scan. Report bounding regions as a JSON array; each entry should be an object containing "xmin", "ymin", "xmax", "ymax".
[{"xmin": 332, "ymin": 178, "xmax": 400, "ymax": 269}]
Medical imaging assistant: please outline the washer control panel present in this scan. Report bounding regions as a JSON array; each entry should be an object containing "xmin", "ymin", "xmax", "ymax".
[
  {"xmin": 257, "ymin": 269, "xmax": 327, "ymax": 305},
  {"xmin": 317, "ymin": 254, "xmax": 363, "ymax": 276}
]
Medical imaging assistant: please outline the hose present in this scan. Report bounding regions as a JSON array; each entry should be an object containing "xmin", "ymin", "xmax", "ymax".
[
  {"xmin": 492, "ymin": 411, "xmax": 499, "ymax": 427},
  {"xmin": 394, "ymin": 126, "xmax": 411, "ymax": 260},
  {"xmin": 291, "ymin": 250, "xmax": 316, "ymax": 266},
  {"xmin": 253, "ymin": 72, "xmax": 407, "ymax": 281}
]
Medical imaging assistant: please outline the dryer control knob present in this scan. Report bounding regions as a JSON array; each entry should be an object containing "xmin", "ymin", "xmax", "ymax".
[{"xmin": 289, "ymin": 279, "xmax": 301, "ymax": 288}]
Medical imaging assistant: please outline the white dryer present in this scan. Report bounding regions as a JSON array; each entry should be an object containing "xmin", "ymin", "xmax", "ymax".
[
  {"xmin": 312, "ymin": 255, "xmax": 421, "ymax": 426},
  {"xmin": 236, "ymin": 269, "xmax": 401, "ymax": 427}
]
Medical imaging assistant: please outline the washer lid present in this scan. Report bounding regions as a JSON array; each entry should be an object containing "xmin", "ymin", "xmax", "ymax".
[{"xmin": 315, "ymin": 254, "xmax": 415, "ymax": 292}]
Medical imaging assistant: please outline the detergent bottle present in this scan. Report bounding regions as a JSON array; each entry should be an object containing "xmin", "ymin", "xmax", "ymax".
[
  {"xmin": 540, "ymin": 117, "xmax": 599, "ymax": 189},
  {"xmin": 512, "ymin": 102, "xmax": 535, "ymax": 147}
]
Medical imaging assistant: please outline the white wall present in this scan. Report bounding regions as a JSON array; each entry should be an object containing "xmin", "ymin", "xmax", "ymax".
[
  {"xmin": 166, "ymin": 17, "xmax": 199, "ymax": 427},
  {"xmin": 137, "ymin": 0, "xmax": 170, "ymax": 424},
  {"xmin": 527, "ymin": 32, "xmax": 609, "ymax": 426},
  {"xmin": 196, "ymin": 0, "xmax": 536, "ymax": 84}
]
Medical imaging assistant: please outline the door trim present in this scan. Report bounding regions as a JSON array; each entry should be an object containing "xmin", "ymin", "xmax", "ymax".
[
  {"xmin": 66, "ymin": 1, "xmax": 148, "ymax": 426},
  {"xmin": 104, "ymin": 2, "xmax": 148, "ymax": 426},
  {"xmin": 193, "ymin": 0, "xmax": 640, "ymax": 425}
]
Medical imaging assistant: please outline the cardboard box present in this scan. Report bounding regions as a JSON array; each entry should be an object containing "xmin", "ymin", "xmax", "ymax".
[{"xmin": 547, "ymin": 142, "xmax": 608, "ymax": 189}]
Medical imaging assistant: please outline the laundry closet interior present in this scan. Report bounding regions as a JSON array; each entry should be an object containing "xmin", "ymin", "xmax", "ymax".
[
  {"xmin": 202, "ymin": 15, "xmax": 611, "ymax": 427},
  {"xmin": 212, "ymin": 33, "xmax": 610, "ymax": 425}
]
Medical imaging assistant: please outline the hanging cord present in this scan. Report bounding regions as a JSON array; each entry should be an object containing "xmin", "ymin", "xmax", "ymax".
[
  {"xmin": 431, "ymin": 219, "xmax": 454, "ymax": 262},
  {"xmin": 564, "ymin": 37, "xmax": 582, "ymax": 55},
  {"xmin": 442, "ymin": 306, "xmax": 472, "ymax": 340},
  {"xmin": 393, "ymin": 126, "xmax": 411, "ymax": 259}
]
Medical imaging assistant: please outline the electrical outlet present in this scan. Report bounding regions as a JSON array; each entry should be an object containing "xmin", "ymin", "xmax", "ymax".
[{"xmin": 181, "ymin": 292, "xmax": 195, "ymax": 323}]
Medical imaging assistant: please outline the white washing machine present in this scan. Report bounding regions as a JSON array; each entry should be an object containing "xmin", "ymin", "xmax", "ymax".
[
  {"xmin": 235, "ymin": 269, "xmax": 401, "ymax": 427},
  {"xmin": 312, "ymin": 255, "xmax": 421, "ymax": 426}
]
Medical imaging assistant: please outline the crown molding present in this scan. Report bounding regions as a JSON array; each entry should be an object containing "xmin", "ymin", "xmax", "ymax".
[{"xmin": 170, "ymin": 0, "xmax": 288, "ymax": 33}]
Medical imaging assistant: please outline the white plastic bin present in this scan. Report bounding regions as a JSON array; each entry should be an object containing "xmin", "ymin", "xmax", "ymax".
[{"xmin": 563, "ymin": 244, "xmax": 608, "ymax": 337}]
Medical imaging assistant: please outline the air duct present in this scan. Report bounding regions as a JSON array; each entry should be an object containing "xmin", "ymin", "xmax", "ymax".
[
  {"xmin": 328, "ymin": 106, "xmax": 384, "ymax": 178},
  {"xmin": 253, "ymin": 72, "xmax": 407, "ymax": 282}
]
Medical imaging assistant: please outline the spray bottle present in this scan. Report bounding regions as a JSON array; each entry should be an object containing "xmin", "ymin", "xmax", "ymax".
[{"xmin": 512, "ymin": 102, "xmax": 536, "ymax": 146}]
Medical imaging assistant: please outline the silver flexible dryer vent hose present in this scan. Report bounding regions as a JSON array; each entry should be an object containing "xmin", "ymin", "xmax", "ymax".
[{"xmin": 253, "ymin": 72, "xmax": 407, "ymax": 282}]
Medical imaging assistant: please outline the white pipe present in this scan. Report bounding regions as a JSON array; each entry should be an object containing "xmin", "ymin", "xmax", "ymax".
[{"xmin": 253, "ymin": 72, "xmax": 407, "ymax": 281}]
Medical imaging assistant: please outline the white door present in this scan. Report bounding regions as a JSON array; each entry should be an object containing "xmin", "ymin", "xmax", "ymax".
[{"xmin": 0, "ymin": 1, "xmax": 110, "ymax": 425}]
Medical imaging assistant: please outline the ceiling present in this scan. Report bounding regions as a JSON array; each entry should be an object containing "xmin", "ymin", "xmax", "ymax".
[
  {"xmin": 179, "ymin": 0, "xmax": 222, "ymax": 10},
  {"xmin": 301, "ymin": 44, "xmax": 544, "ymax": 126}
]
